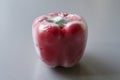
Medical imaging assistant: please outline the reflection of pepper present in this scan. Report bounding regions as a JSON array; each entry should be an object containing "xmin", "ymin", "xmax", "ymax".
[{"xmin": 32, "ymin": 12, "xmax": 88, "ymax": 67}]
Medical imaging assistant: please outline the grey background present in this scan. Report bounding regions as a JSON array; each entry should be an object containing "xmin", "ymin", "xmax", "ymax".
[{"xmin": 0, "ymin": 0, "xmax": 120, "ymax": 80}]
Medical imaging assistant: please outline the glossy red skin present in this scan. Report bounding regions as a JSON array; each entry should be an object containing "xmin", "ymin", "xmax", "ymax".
[{"xmin": 32, "ymin": 12, "xmax": 87, "ymax": 67}]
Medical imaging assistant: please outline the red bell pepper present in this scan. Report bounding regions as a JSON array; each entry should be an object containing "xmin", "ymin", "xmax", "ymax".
[{"xmin": 32, "ymin": 12, "xmax": 88, "ymax": 67}]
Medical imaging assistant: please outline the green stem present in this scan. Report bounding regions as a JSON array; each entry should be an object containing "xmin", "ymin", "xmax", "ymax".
[{"xmin": 47, "ymin": 16, "xmax": 67, "ymax": 27}]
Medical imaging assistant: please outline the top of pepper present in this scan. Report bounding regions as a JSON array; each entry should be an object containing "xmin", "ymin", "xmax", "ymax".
[{"xmin": 33, "ymin": 12, "xmax": 83, "ymax": 29}]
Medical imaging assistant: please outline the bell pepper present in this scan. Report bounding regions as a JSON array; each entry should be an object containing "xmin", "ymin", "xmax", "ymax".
[{"xmin": 32, "ymin": 12, "xmax": 88, "ymax": 67}]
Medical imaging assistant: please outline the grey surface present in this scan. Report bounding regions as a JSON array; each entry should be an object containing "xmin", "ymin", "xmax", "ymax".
[{"xmin": 0, "ymin": 0, "xmax": 120, "ymax": 80}]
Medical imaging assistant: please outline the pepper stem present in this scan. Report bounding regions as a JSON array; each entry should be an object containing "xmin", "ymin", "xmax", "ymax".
[{"xmin": 47, "ymin": 16, "xmax": 67, "ymax": 27}]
